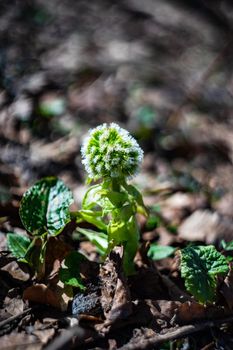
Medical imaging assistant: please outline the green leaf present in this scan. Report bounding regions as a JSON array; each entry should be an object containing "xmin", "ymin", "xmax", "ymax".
[
  {"xmin": 221, "ymin": 240, "xmax": 233, "ymax": 251},
  {"xmin": 82, "ymin": 184, "xmax": 102, "ymax": 210},
  {"xmin": 76, "ymin": 210, "xmax": 107, "ymax": 231},
  {"xmin": 148, "ymin": 244, "xmax": 176, "ymax": 260},
  {"xmin": 38, "ymin": 97, "xmax": 66, "ymax": 118},
  {"xmin": 119, "ymin": 205, "xmax": 134, "ymax": 221},
  {"xmin": 180, "ymin": 245, "xmax": 229, "ymax": 304},
  {"xmin": 108, "ymin": 221, "xmax": 127, "ymax": 244},
  {"xmin": 123, "ymin": 184, "xmax": 148, "ymax": 217},
  {"xmin": 24, "ymin": 237, "xmax": 44, "ymax": 269},
  {"xmin": 77, "ymin": 227, "xmax": 108, "ymax": 255},
  {"xmin": 59, "ymin": 251, "xmax": 86, "ymax": 289},
  {"xmin": 136, "ymin": 105, "xmax": 156, "ymax": 127},
  {"xmin": 145, "ymin": 215, "xmax": 161, "ymax": 231},
  {"xmin": 19, "ymin": 177, "xmax": 73, "ymax": 236},
  {"xmin": 108, "ymin": 216, "xmax": 139, "ymax": 276},
  {"xmin": 7, "ymin": 233, "xmax": 31, "ymax": 262},
  {"xmin": 100, "ymin": 190, "xmax": 128, "ymax": 208}
]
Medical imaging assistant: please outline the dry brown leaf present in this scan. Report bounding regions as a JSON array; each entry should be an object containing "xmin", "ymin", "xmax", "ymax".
[
  {"xmin": 23, "ymin": 281, "xmax": 72, "ymax": 311},
  {"xmin": 108, "ymin": 275, "xmax": 132, "ymax": 322},
  {"xmin": 2, "ymin": 261, "xmax": 30, "ymax": 281},
  {"xmin": 159, "ymin": 193, "xmax": 207, "ymax": 224},
  {"xmin": 3, "ymin": 296, "xmax": 25, "ymax": 316},
  {"xmin": 33, "ymin": 328, "xmax": 55, "ymax": 345},
  {"xmin": 0, "ymin": 231, "xmax": 7, "ymax": 251},
  {"xmin": 45, "ymin": 237, "xmax": 72, "ymax": 277},
  {"xmin": 156, "ymin": 227, "xmax": 176, "ymax": 246},
  {"xmin": 178, "ymin": 210, "xmax": 233, "ymax": 244},
  {"xmin": 147, "ymin": 300, "xmax": 181, "ymax": 322},
  {"xmin": 174, "ymin": 301, "xmax": 206, "ymax": 323},
  {"xmin": 178, "ymin": 210, "xmax": 219, "ymax": 242},
  {"xmin": 30, "ymin": 137, "xmax": 79, "ymax": 164},
  {"xmin": 99, "ymin": 247, "xmax": 132, "ymax": 325},
  {"xmin": 214, "ymin": 192, "xmax": 233, "ymax": 218},
  {"xmin": 0, "ymin": 333, "xmax": 41, "ymax": 350}
]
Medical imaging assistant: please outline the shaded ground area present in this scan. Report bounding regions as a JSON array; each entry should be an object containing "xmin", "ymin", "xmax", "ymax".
[{"xmin": 1, "ymin": 0, "xmax": 233, "ymax": 349}]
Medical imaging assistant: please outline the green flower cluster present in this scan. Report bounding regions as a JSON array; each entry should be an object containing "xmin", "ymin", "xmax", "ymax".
[{"xmin": 81, "ymin": 123, "xmax": 143, "ymax": 180}]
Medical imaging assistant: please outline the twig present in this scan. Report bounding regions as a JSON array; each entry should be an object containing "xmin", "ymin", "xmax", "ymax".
[
  {"xmin": 117, "ymin": 315, "xmax": 233, "ymax": 350},
  {"xmin": 44, "ymin": 323, "xmax": 100, "ymax": 350},
  {"xmin": 161, "ymin": 274, "xmax": 192, "ymax": 302},
  {"xmin": 0, "ymin": 308, "xmax": 32, "ymax": 329}
]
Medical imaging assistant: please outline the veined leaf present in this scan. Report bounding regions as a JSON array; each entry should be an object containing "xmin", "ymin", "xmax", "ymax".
[
  {"xmin": 100, "ymin": 190, "xmax": 128, "ymax": 207},
  {"xmin": 77, "ymin": 227, "xmax": 108, "ymax": 255},
  {"xmin": 180, "ymin": 245, "xmax": 229, "ymax": 304},
  {"xmin": 82, "ymin": 184, "xmax": 102, "ymax": 210},
  {"xmin": 76, "ymin": 210, "xmax": 106, "ymax": 231},
  {"xmin": 108, "ymin": 221, "xmax": 127, "ymax": 244},
  {"xmin": 19, "ymin": 177, "xmax": 73, "ymax": 236},
  {"xmin": 123, "ymin": 183, "xmax": 148, "ymax": 217},
  {"xmin": 59, "ymin": 251, "xmax": 86, "ymax": 289},
  {"xmin": 148, "ymin": 244, "xmax": 176, "ymax": 260},
  {"xmin": 7, "ymin": 233, "xmax": 31, "ymax": 262}
]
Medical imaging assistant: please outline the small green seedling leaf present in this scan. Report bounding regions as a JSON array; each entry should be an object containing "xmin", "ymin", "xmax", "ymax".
[
  {"xmin": 59, "ymin": 251, "xmax": 86, "ymax": 290},
  {"xmin": 76, "ymin": 210, "xmax": 107, "ymax": 231},
  {"xmin": 100, "ymin": 190, "xmax": 128, "ymax": 208},
  {"xmin": 221, "ymin": 240, "xmax": 233, "ymax": 251},
  {"xmin": 180, "ymin": 245, "xmax": 229, "ymax": 304},
  {"xmin": 20, "ymin": 177, "xmax": 73, "ymax": 236},
  {"xmin": 123, "ymin": 183, "xmax": 149, "ymax": 217},
  {"xmin": 38, "ymin": 97, "xmax": 66, "ymax": 118},
  {"xmin": 7, "ymin": 233, "xmax": 31, "ymax": 262},
  {"xmin": 148, "ymin": 244, "xmax": 176, "ymax": 260},
  {"xmin": 82, "ymin": 184, "xmax": 102, "ymax": 210},
  {"xmin": 136, "ymin": 105, "xmax": 156, "ymax": 127},
  {"xmin": 108, "ymin": 221, "xmax": 127, "ymax": 245},
  {"xmin": 145, "ymin": 215, "xmax": 161, "ymax": 231},
  {"xmin": 77, "ymin": 227, "xmax": 108, "ymax": 255}
]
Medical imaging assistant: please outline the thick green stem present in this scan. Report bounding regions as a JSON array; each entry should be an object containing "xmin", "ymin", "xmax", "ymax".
[{"xmin": 111, "ymin": 177, "xmax": 121, "ymax": 192}]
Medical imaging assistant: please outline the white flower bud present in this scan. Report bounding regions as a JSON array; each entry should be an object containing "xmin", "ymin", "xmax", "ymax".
[{"xmin": 81, "ymin": 123, "xmax": 143, "ymax": 180}]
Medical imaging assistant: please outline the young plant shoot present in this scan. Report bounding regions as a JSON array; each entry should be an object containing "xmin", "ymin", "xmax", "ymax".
[
  {"xmin": 6, "ymin": 123, "xmax": 230, "ymax": 303},
  {"xmin": 78, "ymin": 123, "xmax": 148, "ymax": 275}
]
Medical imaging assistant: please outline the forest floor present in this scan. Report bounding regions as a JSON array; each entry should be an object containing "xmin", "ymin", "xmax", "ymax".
[{"xmin": 1, "ymin": 0, "xmax": 233, "ymax": 349}]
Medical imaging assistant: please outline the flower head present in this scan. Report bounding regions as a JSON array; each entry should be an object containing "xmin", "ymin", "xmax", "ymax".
[{"xmin": 81, "ymin": 123, "xmax": 143, "ymax": 180}]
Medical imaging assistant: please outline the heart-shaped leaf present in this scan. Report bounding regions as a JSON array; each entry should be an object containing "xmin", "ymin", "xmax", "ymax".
[
  {"xmin": 180, "ymin": 245, "xmax": 229, "ymax": 304},
  {"xmin": 19, "ymin": 177, "xmax": 73, "ymax": 236},
  {"xmin": 7, "ymin": 233, "xmax": 31, "ymax": 262}
]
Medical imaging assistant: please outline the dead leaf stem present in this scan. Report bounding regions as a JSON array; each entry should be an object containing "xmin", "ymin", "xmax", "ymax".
[{"xmin": 118, "ymin": 315, "xmax": 233, "ymax": 350}]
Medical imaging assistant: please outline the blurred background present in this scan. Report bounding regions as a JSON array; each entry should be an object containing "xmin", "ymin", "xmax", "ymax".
[{"xmin": 1, "ymin": 0, "xmax": 233, "ymax": 244}]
